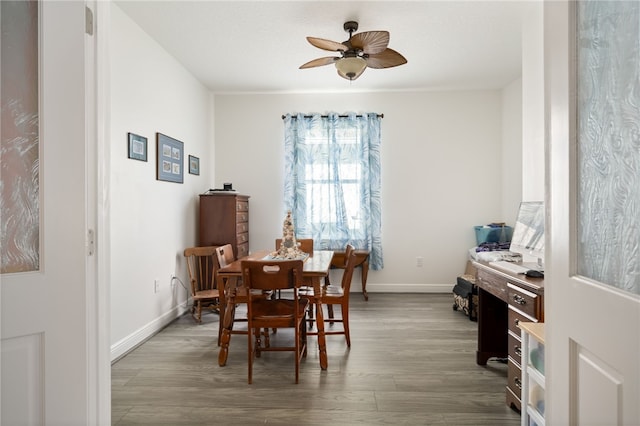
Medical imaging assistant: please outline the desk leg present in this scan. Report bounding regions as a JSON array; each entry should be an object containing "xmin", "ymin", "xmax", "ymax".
[
  {"xmin": 218, "ymin": 277, "xmax": 237, "ymax": 367},
  {"xmin": 476, "ymin": 288, "xmax": 508, "ymax": 365},
  {"xmin": 361, "ymin": 258, "xmax": 369, "ymax": 301},
  {"xmin": 312, "ymin": 277, "xmax": 328, "ymax": 370}
]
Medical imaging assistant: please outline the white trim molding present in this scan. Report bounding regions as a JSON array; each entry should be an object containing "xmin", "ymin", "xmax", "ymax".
[
  {"xmin": 110, "ymin": 304, "xmax": 190, "ymax": 362},
  {"xmin": 365, "ymin": 283, "xmax": 454, "ymax": 294}
]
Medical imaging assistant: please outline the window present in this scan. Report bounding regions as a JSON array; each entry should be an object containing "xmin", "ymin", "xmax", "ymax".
[{"xmin": 283, "ymin": 112, "xmax": 383, "ymax": 270}]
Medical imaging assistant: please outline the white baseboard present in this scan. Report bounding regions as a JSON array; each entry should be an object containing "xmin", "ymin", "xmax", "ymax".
[
  {"xmin": 364, "ymin": 283, "xmax": 453, "ymax": 293},
  {"xmin": 110, "ymin": 303, "xmax": 190, "ymax": 363}
]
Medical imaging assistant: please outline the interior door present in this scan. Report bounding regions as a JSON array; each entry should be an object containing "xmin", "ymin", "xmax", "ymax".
[
  {"xmin": 546, "ymin": 1, "xmax": 640, "ymax": 424},
  {"xmin": 1, "ymin": 2, "xmax": 99, "ymax": 424}
]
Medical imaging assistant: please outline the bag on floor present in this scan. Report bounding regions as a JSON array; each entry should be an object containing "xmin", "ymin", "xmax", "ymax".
[{"xmin": 452, "ymin": 274, "xmax": 478, "ymax": 321}]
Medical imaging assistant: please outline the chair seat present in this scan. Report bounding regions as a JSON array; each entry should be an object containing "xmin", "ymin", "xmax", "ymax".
[
  {"xmin": 231, "ymin": 287, "xmax": 271, "ymax": 298},
  {"xmin": 252, "ymin": 299, "xmax": 309, "ymax": 321},
  {"xmin": 194, "ymin": 289, "xmax": 219, "ymax": 300}
]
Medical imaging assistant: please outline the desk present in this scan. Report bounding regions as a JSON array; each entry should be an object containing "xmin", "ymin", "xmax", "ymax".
[
  {"xmin": 329, "ymin": 250, "xmax": 370, "ymax": 300},
  {"xmin": 472, "ymin": 261, "xmax": 544, "ymax": 411},
  {"xmin": 217, "ymin": 250, "xmax": 334, "ymax": 370}
]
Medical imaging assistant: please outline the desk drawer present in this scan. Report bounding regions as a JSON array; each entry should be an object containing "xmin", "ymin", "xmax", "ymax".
[
  {"xmin": 507, "ymin": 282, "xmax": 540, "ymax": 318},
  {"xmin": 237, "ymin": 211, "xmax": 249, "ymax": 223},
  {"xmin": 507, "ymin": 359, "xmax": 522, "ymax": 403},
  {"xmin": 237, "ymin": 242, "xmax": 249, "ymax": 258},
  {"xmin": 508, "ymin": 330, "xmax": 522, "ymax": 367},
  {"xmin": 237, "ymin": 221, "xmax": 249, "ymax": 234},
  {"xmin": 508, "ymin": 305, "xmax": 537, "ymax": 336},
  {"xmin": 506, "ymin": 384, "xmax": 521, "ymax": 411},
  {"xmin": 477, "ymin": 268, "xmax": 508, "ymax": 300},
  {"xmin": 236, "ymin": 200, "xmax": 249, "ymax": 212},
  {"xmin": 237, "ymin": 232, "xmax": 249, "ymax": 246}
]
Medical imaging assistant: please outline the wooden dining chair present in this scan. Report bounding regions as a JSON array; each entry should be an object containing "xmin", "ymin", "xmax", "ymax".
[
  {"xmin": 215, "ymin": 244, "xmax": 271, "ymax": 346},
  {"xmin": 216, "ymin": 243, "xmax": 235, "ymax": 269},
  {"xmin": 275, "ymin": 238, "xmax": 313, "ymax": 254},
  {"xmin": 183, "ymin": 246, "xmax": 220, "ymax": 323},
  {"xmin": 273, "ymin": 238, "xmax": 314, "ymax": 298},
  {"xmin": 242, "ymin": 259, "xmax": 309, "ymax": 384},
  {"xmin": 301, "ymin": 244, "xmax": 357, "ymax": 346},
  {"xmin": 215, "ymin": 244, "xmax": 246, "ymax": 343}
]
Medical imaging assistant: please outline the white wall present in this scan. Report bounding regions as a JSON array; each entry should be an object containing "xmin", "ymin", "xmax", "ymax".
[
  {"xmin": 109, "ymin": 4, "xmax": 214, "ymax": 359},
  {"xmin": 522, "ymin": 1, "xmax": 545, "ymax": 201},
  {"xmin": 214, "ymin": 91, "xmax": 509, "ymax": 291},
  {"xmin": 502, "ymin": 78, "xmax": 524, "ymax": 222}
]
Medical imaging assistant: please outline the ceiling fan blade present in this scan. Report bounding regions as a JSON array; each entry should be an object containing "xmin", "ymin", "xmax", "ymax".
[
  {"xmin": 306, "ymin": 37, "xmax": 348, "ymax": 52},
  {"xmin": 337, "ymin": 65, "xmax": 366, "ymax": 81},
  {"xmin": 349, "ymin": 31, "xmax": 389, "ymax": 54},
  {"xmin": 365, "ymin": 48, "xmax": 407, "ymax": 69},
  {"xmin": 299, "ymin": 56, "xmax": 338, "ymax": 69}
]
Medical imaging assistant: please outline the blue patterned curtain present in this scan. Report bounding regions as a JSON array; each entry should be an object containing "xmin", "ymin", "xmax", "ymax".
[{"xmin": 283, "ymin": 112, "xmax": 383, "ymax": 270}]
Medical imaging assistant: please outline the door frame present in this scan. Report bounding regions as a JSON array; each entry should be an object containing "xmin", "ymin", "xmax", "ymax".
[
  {"xmin": 88, "ymin": 0, "xmax": 111, "ymax": 423},
  {"xmin": 92, "ymin": 0, "xmax": 111, "ymax": 425}
]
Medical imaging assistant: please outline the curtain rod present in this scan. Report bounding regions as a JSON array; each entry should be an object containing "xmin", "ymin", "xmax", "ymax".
[{"xmin": 281, "ymin": 113, "xmax": 384, "ymax": 119}]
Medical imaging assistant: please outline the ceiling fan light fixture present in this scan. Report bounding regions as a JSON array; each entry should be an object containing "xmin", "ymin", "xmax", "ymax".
[
  {"xmin": 335, "ymin": 57, "xmax": 366, "ymax": 80},
  {"xmin": 302, "ymin": 21, "xmax": 406, "ymax": 81}
]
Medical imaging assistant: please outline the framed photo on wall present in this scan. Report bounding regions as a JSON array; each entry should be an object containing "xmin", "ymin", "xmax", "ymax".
[
  {"xmin": 128, "ymin": 132, "xmax": 147, "ymax": 161},
  {"xmin": 156, "ymin": 133, "xmax": 183, "ymax": 183},
  {"xmin": 188, "ymin": 155, "xmax": 200, "ymax": 175}
]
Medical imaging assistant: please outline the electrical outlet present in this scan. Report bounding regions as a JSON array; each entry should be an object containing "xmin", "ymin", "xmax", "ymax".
[
  {"xmin": 416, "ymin": 256, "xmax": 424, "ymax": 267},
  {"xmin": 154, "ymin": 279, "xmax": 160, "ymax": 293},
  {"xmin": 170, "ymin": 274, "xmax": 176, "ymax": 289}
]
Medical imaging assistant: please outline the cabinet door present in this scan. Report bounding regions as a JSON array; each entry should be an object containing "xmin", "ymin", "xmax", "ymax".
[{"xmin": 199, "ymin": 195, "xmax": 235, "ymax": 246}]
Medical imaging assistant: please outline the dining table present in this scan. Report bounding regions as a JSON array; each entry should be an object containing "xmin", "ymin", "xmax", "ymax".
[{"xmin": 216, "ymin": 249, "xmax": 334, "ymax": 370}]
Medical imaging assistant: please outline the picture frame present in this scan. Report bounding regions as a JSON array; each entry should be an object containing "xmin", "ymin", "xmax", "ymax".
[
  {"xmin": 188, "ymin": 155, "xmax": 200, "ymax": 175},
  {"xmin": 127, "ymin": 132, "xmax": 147, "ymax": 161},
  {"xmin": 156, "ymin": 133, "xmax": 184, "ymax": 183}
]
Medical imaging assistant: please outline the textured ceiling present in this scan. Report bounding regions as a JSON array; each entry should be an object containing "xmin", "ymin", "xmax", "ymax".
[{"xmin": 115, "ymin": 1, "xmax": 530, "ymax": 94}]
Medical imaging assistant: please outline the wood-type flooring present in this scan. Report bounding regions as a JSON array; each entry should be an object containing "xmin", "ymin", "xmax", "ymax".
[{"xmin": 112, "ymin": 293, "xmax": 521, "ymax": 425}]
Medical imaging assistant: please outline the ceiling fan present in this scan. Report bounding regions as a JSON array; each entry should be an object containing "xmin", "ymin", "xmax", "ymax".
[{"xmin": 299, "ymin": 21, "xmax": 407, "ymax": 81}]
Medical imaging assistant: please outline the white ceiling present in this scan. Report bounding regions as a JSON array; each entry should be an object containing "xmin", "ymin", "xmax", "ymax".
[{"xmin": 115, "ymin": 1, "xmax": 530, "ymax": 94}]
